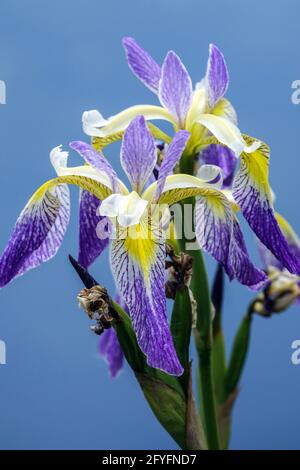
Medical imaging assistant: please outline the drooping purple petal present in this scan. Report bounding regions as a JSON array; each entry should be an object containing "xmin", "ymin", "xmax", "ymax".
[
  {"xmin": 78, "ymin": 191, "xmax": 111, "ymax": 268},
  {"xmin": 69, "ymin": 141, "xmax": 118, "ymax": 192},
  {"xmin": 258, "ymin": 213, "xmax": 300, "ymax": 271},
  {"xmin": 122, "ymin": 37, "xmax": 161, "ymax": 94},
  {"xmin": 98, "ymin": 292, "xmax": 127, "ymax": 378},
  {"xmin": 206, "ymin": 44, "xmax": 229, "ymax": 109},
  {"xmin": 195, "ymin": 194, "xmax": 267, "ymax": 289},
  {"xmin": 154, "ymin": 130, "xmax": 190, "ymax": 201},
  {"xmin": 121, "ymin": 115, "xmax": 157, "ymax": 193},
  {"xmin": 99, "ymin": 328, "xmax": 124, "ymax": 378},
  {"xmin": 0, "ymin": 184, "xmax": 70, "ymax": 287},
  {"xmin": 233, "ymin": 148, "xmax": 300, "ymax": 275},
  {"xmin": 200, "ymin": 144, "xmax": 237, "ymax": 188},
  {"xmin": 159, "ymin": 51, "xmax": 192, "ymax": 128},
  {"xmin": 111, "ymin": 234, "xmax": 183, "ymax": 375}
]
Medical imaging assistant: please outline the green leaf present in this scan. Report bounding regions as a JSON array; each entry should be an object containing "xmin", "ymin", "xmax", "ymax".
[
  {"xmin": 135, "ymin": 372, "xmax": 187, "ymax": 449},
  {"xmin": 111, "ymin": 300, "xmax": 147, "ymax": 373},
  {"xmin": 170, "ymin": 286, "xmax": 192, "ymax": 393},
  {"xmin": 225, "ymin": 314, "xmax": 252, "ymax": 397},
  {"xmin": 212, "ymin": 330, "xmax": 226, "ymax": 404}
]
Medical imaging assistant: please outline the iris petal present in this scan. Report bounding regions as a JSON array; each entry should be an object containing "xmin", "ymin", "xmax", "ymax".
[
  {"xmin": 110, "ymin": 222, "xmax": 183, "ymax": 376},
  {"xmin": 0, "ymin": 182, "xmax": 70, "ymax": 287},
  {"xmin": 205, "ymin": 44, "xmax": 229, "ymax": 109},
  {"xmin": 78, "ymin": 191, "xmax": 111, "ymax": 268},
  {"xmin": 154, "ymin": 130, "xmax": 190, "ymax": 201},
  {"xmin": 233, "ymin": 141, "xmax": 300, "ymax": 274},
  {"xmin": 159, "ymin": 51, "xmax": 193, "ymax": 128},
  {"xmin": 121, "ymin": 115, "xmax": 157, "ymax": 193},
  {"xmin": 195, "ymin": 194, "xmax": 267, "ymax": 289},
  {"xmin": 122, "ymin": 37, "xmax": 161, "ymax": 94}
]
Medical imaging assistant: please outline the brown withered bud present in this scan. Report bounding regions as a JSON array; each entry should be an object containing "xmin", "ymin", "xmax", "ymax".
[
  {"xmin": 77, "ymin": 285, "xmax": 120, "ymax": 335},
  {"xmin": 77, "ymin": 285, "xmax": 111, "ymax": 320},
  {"xmin": 165, "ymin": 245, "xmax": 193, "ymax": 299}
]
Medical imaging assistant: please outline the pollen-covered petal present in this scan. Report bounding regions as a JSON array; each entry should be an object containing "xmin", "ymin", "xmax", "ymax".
[
  {"xmin": 122, "ymin": 37, "xmax": 161, "ymax": 94},
  {"xmin": 197, "ymin": 114, "xmax": 260, "ymax": 156},
  {"xmin": 121, "ymin": 116, "xmax": 157, "ymax": 192},
  {"xmin": 69, "ymin": 141, "xmax": 118, "ymax": 192},
  {"xmin": 233, "ymin": 140, "xmax": 300, "ymax": 274},
  {"xmin": 154, "ymin": 130, "xmax": 190, "ymax": 201},
  {"xmin": 82, "ymin": 105, "xmax": 175, "ymax": 138},
  {"xmin": 195, "ymin": 193, "xmax": 267, "ymax": 289},
  {"xmin": 0, "ymin": 182, "xmax": 70, "ymax": 287},
  {"xmin": 159, "ymin": 51, "xmax": 193, "ymax": 128},
  {"xmin": 78, "ymin": 191, "xmax": 111, "ymax": 269},
  {"xmin": 110, "ymin": 227, "xmax": 183, "ymax": 376},
  {"xmin": 205, "ymin": 44, "xmax": 229, "ymax": 109}
]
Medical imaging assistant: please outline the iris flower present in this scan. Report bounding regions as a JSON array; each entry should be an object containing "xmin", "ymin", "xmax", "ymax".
[
  {"xmin": 0, "ymin": 116, "xmax": 267, "ymax": 375},
  {"xmin": 82, "ymin": 37, "xmax": 300, "ymax": 276}
]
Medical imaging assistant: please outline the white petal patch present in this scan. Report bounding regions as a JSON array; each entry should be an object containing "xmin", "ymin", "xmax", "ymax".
[
  {"xmin": 82, "ymin": 110, "xmax": 109, "ymax": 137},
  {"xmin": 100, "ymin": 192, "xmax": 148, "ymax": 227},
  {"xmin": 197, "ymin": 164, "xmax": 223, "ymax": 189}
]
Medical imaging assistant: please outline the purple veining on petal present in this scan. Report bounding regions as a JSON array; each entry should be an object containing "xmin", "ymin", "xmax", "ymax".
[
  {"xmin": 110, "ymin": 237, "xmax": 183, "ymax": 376},
  {"xmin": 69, "ymin": 141, "xmax": 118, "ymax": 191},
  {"xmin": 159, "ymin": 51, "xmax": 193, "ymax": 128},
  {"xmin": 99, "ymin": 328, "xmax": 124, "ymax": 378},
  {"xmin": 122, "ymin": 37, "xmax": 161, "ymax": 94},
  {"xmin": 233, "ymin": 168, "xmax": 300, "ymax": 275},
  {"xmin": 78, "ymin": 191, "xmax": 111, "ymax": 268},
  {"xmin": 121, "ymin": 115, "xmax": 157, "ymax": 193},
  {"xmin": 154, "ymin": 130, "xmax": 190, "ymax": 201},
  {"xmin": 195, "ymin": 195, "xmax": 267, "ymax": 290},
  {"xmin": 200, "ymin": 144, "xmax": 237, "ymax": 188},
  {"xmin": 206, "ymin": 44, "xmax": 229, "ymax": 109},
  {"xmin": 0, "ymin": 184, "xmax": 70, "ymax": 287}
]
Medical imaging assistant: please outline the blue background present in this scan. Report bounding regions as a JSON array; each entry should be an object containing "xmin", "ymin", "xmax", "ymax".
[{"xmin": 0, "ymin": 0, "xmax": 299, "ymax": 450}]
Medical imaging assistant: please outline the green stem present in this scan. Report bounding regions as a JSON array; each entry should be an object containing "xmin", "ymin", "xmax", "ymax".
[{"xmin": 179, "ymin": 152, "xmax": 220, "ymax": 450}]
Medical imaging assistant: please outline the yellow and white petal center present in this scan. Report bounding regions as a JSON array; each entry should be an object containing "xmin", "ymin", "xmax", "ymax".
[{"xmin": 100, "ymin": 191, "xmax": 149, "ymax": 227}]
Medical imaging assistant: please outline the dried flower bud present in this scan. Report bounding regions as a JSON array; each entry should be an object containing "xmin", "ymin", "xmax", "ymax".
[
  {"xmin": 165, "ymin": 245, "xmax": 193, "ymax": 299},
  {"xmin": 78, "ymin": 285, "xmax": 111, "ymax": 320}
]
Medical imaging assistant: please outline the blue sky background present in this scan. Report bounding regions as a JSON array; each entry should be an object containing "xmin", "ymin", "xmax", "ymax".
[{"xmin": 0, "ymin": 0, "xmax": 300, "ymax": 450}]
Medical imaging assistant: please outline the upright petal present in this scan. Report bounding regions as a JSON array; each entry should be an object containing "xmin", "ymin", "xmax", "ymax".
[
  {"xmin": 99, "ymin": 328, "xmax": 124, "ymax": 378},
  {"xmin": 159, "ymin": 51, "xmax": 192, "ymax": 128},
  {"xmin": 154, "ymin": 130, "xmax": 190, "ymax": 201},
  {"xmin": 110, "ymin": 222, "xmax": 183, "ymax": 375},
  {"xmin": 122, "ymin": 37, "xmax": 161, "ymax": 94},
  {"xmin": 121, "ymin": 116, "xmax": 157, "ymax": 193},
  {"xmin": 195, "ymin": 193, "xmax": 267, "ymax": 289},
  {"xmin": 0, "ymin": 182, "xmax": 70, "ymax": 287},
  {"xmin": 206, "ymin": 44, "xmax": 229, "ymax": 109},
  {"xmin": 200, "ymin": 144, "xmax": 237, "ymax": 188},
  {"xmin": 233, "ymin": 139, "xmax": 300, "ymax": 274},
  {"xmin": 78, "ymin": 191, "xmax": 111, "ymax": 268},
  {"xmin": 69, "ymin": 141, "xmax": 119, "ymax": 192}
]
